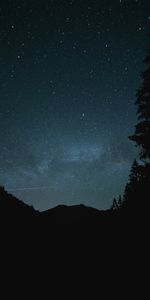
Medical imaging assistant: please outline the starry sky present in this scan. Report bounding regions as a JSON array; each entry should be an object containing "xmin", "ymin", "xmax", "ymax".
[{"xmin": 0, "ymin": 0, "xmax": 149, "ymax": 211}]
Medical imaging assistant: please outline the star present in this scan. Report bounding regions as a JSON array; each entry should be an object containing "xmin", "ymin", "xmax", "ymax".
[
  {"xmin": 80, "ymin": 113, "xmax": 86, "ymax": 120},
  {"xmin": 65, "ymin": 17, "xmax": 70, "ymax": 23},
  {"xmin": 0, "ymin": 0, "xmax": 147, "ymax": 211}
]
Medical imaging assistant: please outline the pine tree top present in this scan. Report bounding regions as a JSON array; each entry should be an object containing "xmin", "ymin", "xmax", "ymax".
[{"xmin": 129, "ymin": 45, "xmax": 150, "ymax": 161}]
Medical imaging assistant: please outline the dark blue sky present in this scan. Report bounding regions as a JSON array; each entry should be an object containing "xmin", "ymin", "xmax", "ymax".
[{"xmin": 0, "ymin": 0, "xmax": 149, "ymax": 210}]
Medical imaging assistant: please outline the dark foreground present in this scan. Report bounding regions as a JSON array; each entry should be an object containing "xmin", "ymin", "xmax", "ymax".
[{"xmin": 0, "ymin": 186, "xmax": 145, "ymax": 297}]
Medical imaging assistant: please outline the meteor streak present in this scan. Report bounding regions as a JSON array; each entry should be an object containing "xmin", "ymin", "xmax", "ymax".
[{"xmin": 7, "ymin": 186, "xmax": 54, "ymax": 192}]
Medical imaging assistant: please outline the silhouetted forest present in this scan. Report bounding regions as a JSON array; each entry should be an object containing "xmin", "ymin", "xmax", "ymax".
[{"xmin": 1, "ymin": 43, "xmax": 149, "ymax": 296}]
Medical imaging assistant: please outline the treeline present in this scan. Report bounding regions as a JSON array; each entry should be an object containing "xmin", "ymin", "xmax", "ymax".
[{"xmin": 112, "ymin": 43, "xmax": 150, "ymax": 212}]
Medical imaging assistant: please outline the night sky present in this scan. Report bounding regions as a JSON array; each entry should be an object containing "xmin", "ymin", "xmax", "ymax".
[{"xmin": 0, "ymin": 0, "xmax": 149, "ymax": 211}]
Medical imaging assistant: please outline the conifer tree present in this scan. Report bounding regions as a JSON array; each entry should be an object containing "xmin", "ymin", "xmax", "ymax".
[
  {"xmin": 129, "ymin": 48, "xmax": 150, "ymax": 162},
  {"xmin": 123, "ymin": 45, "xmax": 150, "ymax": 210}
]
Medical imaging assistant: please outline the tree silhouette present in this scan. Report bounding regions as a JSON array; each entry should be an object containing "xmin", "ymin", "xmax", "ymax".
[
  {"xmin": 123, "ymin": 44, "xmax": 150, "ymax": 210},
  {"xmin": 111, "ymin": 195, "xmax": 122, "ymax": 210},
  {"xmin": 129, "ymin": 47, "xmax": 150, "ymax": 161}
]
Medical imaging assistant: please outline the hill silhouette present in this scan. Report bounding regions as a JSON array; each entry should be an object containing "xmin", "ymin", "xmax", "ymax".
[
  {"xmin": 0, "ymin": 185, "xmax": 144, "ymax": 297},
  {"xmin": 0, "ymin": 185, "xmax": 120, "ymax": 226},
  {"xmin": 0, "ymin": 185, "xmax": 130, "ymax": 242}
]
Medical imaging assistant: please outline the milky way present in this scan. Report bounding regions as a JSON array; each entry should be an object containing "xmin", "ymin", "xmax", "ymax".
[{"xmin": 0, "ymin": 0, "xmax": 149, "ymax": 210}]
